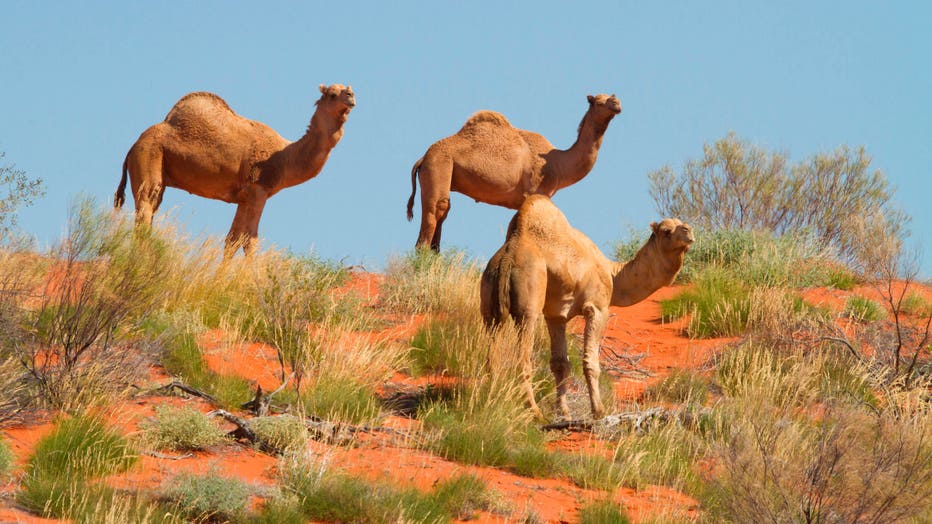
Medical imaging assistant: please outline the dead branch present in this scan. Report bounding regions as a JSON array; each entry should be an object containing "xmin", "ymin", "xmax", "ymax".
[
  {"xmin": 141, "ymin": 450, "xmax": 194, "ymax": 460},
  {"xmin": 150, "ymin": 381, "xmax": 219, "ymax": 405},
  {"xmin": 240, "ymin": 373, "xmax": 293, "ymax": 416},
  {"xmin": 541, "ymin": 406, "xmax": 710, "ymax": 433}
]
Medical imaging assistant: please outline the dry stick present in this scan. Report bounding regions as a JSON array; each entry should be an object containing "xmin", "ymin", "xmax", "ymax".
[
  {"xmin": 241, "ymin": 373, "xmax": 294, "ymax": 416},
  {"xmin": 142, "ymin": 450, "xmax": 194, "ymax": 460},
  {"xmin": 151, "ymin": 381, "xmax": 219, "ymax": 405},
  {"xmin": 541, "ymin": 406, "xmax": 708, "ymax": 432},
  {"xmin": 601, "ymin": 345, "xmax": 653, "ymax": 378}
]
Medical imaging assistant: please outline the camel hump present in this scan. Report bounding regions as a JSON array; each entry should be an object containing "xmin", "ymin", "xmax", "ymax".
[
  {"xmin": 460, "ymin": 110, "xmax": 512, "ymax": 131},
  {"xmin": 165, "ymin": 92, "xmax": 236, "ymax": 120},
  {"xmin": 510, "ymin": 195, "xmax": 570, "ymax": 239}
]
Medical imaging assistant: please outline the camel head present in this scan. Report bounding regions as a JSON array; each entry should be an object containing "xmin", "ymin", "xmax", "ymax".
[
  {"xmin": 587, "ymin": 93, "xmax": 622, "ymax": 115},
  {"xmin": 317, "ymin": 84, "xmax": 356, "ymax": 115},
  {"xmin": 650, "ymin": 218, "xmax": 694, "ymax": 253}
]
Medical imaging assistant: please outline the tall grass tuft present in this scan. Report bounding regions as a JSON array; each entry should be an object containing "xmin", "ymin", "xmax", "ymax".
[
  {"xmin": 159, "ymin": 470, "xmax": 252, "ymax": 522},
  {"xmin": 19, "ymin": 414, "xmax": 138, "ymax": 517},
  {"xmin": 578, "ymin": 499, "xmax": 631, "ymax": 524},
  {"xmin": 380, "ymin": 248, "xmax": 481, "ymax": 315},
  {"xmin": 845, "ymin": 295, "xmax": 886, "ymax": 322}
]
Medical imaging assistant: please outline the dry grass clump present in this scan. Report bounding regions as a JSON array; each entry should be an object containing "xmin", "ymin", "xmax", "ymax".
[
  {"xmin": 139, "ymin": 405, "xmax": 227, "ymax": 452},
  {"xmin": 248, "ymin": 414, "xmax": 308, "ymax": 453},
  {"xmin": 380, "ymin": 248, "xmax": 481, "ymax": 315}
]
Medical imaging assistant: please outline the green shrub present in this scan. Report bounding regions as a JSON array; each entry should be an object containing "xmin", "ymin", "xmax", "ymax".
[
  {"xmin": 249, "ymin": 414, "xmax": 308, "ymax": 453},
  {"xmin": 844, "ymin": 295, "xmax": 886, "ymax": 322},
  {"xmin": 0, "ymin": 436, "xmax": 14, "ymax": 479},
  {"xmin": 900, "ymin": 291, "xmax": 931, "ymax": 317},
  {"xmin": 160, "ymin": 471, "xmax": 251, "ymax": 523},
  {"xmin": 661, "ymin": 269, "xmax": 750, "ymax": 337},
  {"xmin": 578, "ymin": 499, "xmax": 631, "ymax": 524},
  {"xmin": 300, "ymin": 375, "xmax": 382, "ymax": 425},
  {"xmin": 431, "ymin": 473, "xmax": 501, "ymax": 520},
  {"xmin": 140, "ymin": 405, "xmax": 226, "ymax": 451}
]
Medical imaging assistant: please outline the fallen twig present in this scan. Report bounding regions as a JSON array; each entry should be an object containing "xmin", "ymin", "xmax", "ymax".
[
  {"xmin": 142, "ymin": 450, "xmax": 194, "ymax": 460},
  {"xmin": 150, "ymin": 381, "xmax": 219, "ymax": 405}
]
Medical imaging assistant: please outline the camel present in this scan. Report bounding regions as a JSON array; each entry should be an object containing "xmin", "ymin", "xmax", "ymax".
[
  {"xmin": 480, "ymin": 195, "xmax": 694, "ymax": 419},
  {"xmin": 406, "ymin": 93, "xmax": 622, "ymax": 251},
  {"xmin": 114, "ymin": 84, "xmax": 355, "ymax": 257}
]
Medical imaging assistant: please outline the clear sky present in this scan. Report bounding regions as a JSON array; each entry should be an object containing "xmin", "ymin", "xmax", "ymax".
[{"xmin": 2, "ymin": 2, "xmax": 930, "ymax": 274}]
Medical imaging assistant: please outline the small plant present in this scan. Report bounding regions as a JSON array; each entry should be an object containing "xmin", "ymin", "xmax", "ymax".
[
  {"xmin": 661, "ymin": 269, "xmax": 750, "ymax": 338},
  {"xmin": 19, "ymin": 415, "xmax": 138, "ymax": 516},
  {"xmin": 161, "ymin": 331, "xmax": 253, "ymax": 409},
  {"xmin": 380, "ymin": 248, "xmax": 480, "ymax": 315},
  {"xmin": 140, "ymin": 405, "xmax": 227, "ymax": 451},
  {"xmin": 249, "ymin": 414, "xmax": 308, "ymax": 453},
  {"xmin": 562, "ymin": 453, "xmax": 624, "ymax": 491},
  {"xmin": 578, "ymin": 499, "xmax": 631, "ymax": 524},
  {"xmin": 644, "ymin": 369, "xmax": 709, "ymax": 405},
  {"xmin": 299, "ymin": 375, "xmax": 382, "ymax": 425},
  {"xmin": 845, "ymin": 295, "xmax": 886, "ymax": 322},
  {"xmin": 0, "ymin": 437, "xmax": 14, "ymax": 479},
  {"xmin": 431, "ymin": 473, "xmax": 501, "ymax": 520},
  {"xmin": 160, "ymin": 471, "xmax": 251, "ymax": 523},
  {"xmin": 899, "ymin": 291, "xmax": 932, "ymax": 317}
]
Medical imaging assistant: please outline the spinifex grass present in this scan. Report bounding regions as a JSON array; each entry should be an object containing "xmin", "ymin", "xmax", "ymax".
[{"xmin": 18, "ymin": 414, "xmax": 138, "ymax": 518}]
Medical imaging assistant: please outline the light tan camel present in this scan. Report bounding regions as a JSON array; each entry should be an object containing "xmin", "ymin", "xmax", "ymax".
[
  {"xmin": 480, "ymin": 195, "xmax": 693, "ymax": 419},
  {"xmin": 406, "ymin": 94, "xmax": 622, "ymax": 251},
  {"xmin": 115, "ymin": 84, "xmax": 355, "ymax": 257}
]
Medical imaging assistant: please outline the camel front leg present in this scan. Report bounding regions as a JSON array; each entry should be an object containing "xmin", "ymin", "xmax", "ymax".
[
  {"xmin": 225, "ymin": 186, "xmax": 268, "ymax": 259},
  {"xmin": 581, "ymin": 304, "xmax": 608, "ymax": 419},
  {"xmin": 546, "ymin": 318, "xmax": 572, "ymax": 419}
]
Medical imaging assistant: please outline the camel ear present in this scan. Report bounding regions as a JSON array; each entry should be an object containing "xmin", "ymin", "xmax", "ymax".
[
  {"xmin": 650, "ymin": 221, "xmax": 659, "ymax": 233},
  {"xmin": 319, "ymin": 84, "xmax": 327, "ymax": 94},
  {"xmin": 587, "ymin": 95, "xmax": 595, "ymax": 104}
]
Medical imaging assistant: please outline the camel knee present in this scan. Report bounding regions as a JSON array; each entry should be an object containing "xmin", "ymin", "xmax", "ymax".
[
  {"xmin": 435, "ymin": 197, "xmax": 450, "ymax": 220},
  {"xmin": 549, "ymin": 355, "xmax": 570, "ymax": 377}
]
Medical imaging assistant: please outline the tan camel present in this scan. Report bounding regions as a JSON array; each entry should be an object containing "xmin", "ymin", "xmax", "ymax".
[
  {"xmin": 406, "ymin": 93, "xmax": 622, "ymax": 251},
  {"xmin": 480, "ymin": 195, "xmax": 693, "ymax": 419},
  {"xmin": 114, "ymin": 84, "xmax": 355, "ymax": 257}
]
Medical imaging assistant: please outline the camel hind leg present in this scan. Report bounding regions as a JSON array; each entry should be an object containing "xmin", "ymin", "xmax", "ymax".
[
  {"xmin": 580, "ymin": 304, "xmax": 608, "ymax": 419},
  {"xmin": 124, "ymin": 139, "xmax": 166, "ymax": 229},
  {"xmin": 414, "ymin": 156, "xmax": 453, "ymax": 251}
]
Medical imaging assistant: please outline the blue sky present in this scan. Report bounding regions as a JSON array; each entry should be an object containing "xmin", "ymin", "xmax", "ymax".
[{"xmin": 2, "ymin": 2, "xmax": 930, "ymax": 274}]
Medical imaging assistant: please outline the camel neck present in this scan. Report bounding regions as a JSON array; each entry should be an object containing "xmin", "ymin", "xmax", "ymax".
[
  {"xmin": 609, "ymin": 237, "xmax": 684, "ymax": 307},
  {"xmin": 543, "ymin": 110, "xmax": 614, "ymax": 193},
  {"xmin": 279, "ymin": 109, "xmax": 347, "ymax": 187}
]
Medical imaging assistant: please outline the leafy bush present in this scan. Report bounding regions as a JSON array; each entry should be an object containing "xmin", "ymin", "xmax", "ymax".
[
  {"xmin": 648, "ymin": 133, "xmax": 906, "ymax": 264},
  {"xmin": 140, "ymin": 405, "xmax": 226, "ymax": 451},
  {"xmin": 0, "ymin": 151, "xmax": 44, "ymax": 240}
]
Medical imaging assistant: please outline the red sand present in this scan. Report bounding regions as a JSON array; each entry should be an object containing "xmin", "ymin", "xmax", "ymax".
[{"xmin": 7, "ymin": 271, "xmax": 919, "ymax": 522}]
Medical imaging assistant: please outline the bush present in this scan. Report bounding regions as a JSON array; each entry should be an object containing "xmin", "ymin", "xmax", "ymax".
[
  {"xmin": 0, "ymin": 437, "xmax": 14, "ymax": 479},
  {"xmin": 140, "ymin": 405, "xmax": 226, "ymax": 451},
  {"xmin": 648, "ymin": 133, "xmax": 906, "ymax": 264},
  {"xmin": 160, "ymin": 471, "xmax": 251, "ymax": 522},
  {"xmin": 0, "ymin": 151, "xmax": 44, "ymax": 240},
  {"xmin": 249, "ymin": 415, "xmax": 308, "ymax": 453},
  {"xmin": 845, "ymin": 295, "xmax": 886, "ymax": 322},
  {"xmin": 578, "ymin": 499, "xmax": 631, "ymax": 524}
]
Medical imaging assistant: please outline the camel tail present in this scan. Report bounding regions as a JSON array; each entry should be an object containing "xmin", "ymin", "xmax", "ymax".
[
  {"xmin": 406, "ymin": 156, "xmax": 423, "ymax": 221},
  {"xmin": 481, "ymin": 253, "xmax": 513, "ymax": 329},
  {"xmin": 114, "ymin": 154, "xmax": 128, "ymax": 209}
]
